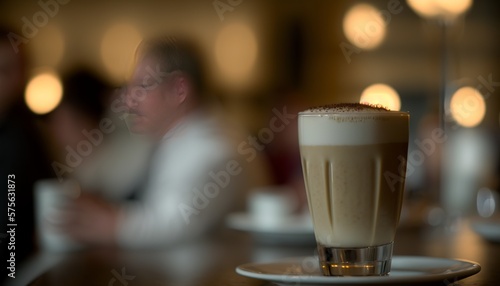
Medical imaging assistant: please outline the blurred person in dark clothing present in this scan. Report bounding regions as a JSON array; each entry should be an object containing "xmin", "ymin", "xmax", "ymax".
[
  {"xmin": 0, "ymin": 26, "xmax": 51, "ymax": 281},
  {"xmin": 45, "ymin": 68, "xmax": 154, "ymax": 203},
  {"xmin": 44, "ymin": 68, "xmax": 110, "ymax": 165}
]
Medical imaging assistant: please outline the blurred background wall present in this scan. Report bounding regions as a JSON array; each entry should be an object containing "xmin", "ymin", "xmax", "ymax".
[
  {"xmin": 1, "ymin": 0, "xmax": 498, "ymax": 129},
  {"xmin": 1, "ymin": 0, "xmax": 499, "ymax": 215}
]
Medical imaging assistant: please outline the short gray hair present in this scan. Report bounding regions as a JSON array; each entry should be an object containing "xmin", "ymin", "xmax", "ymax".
[{"xmin": 136, "ymin": 35, "xmax": 206, "ymax": 93}]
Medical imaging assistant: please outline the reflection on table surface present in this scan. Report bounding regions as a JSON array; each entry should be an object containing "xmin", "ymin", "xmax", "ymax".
[{"xmin": 8, "ymin": 220, "xmax": 500, "ymax": 286}]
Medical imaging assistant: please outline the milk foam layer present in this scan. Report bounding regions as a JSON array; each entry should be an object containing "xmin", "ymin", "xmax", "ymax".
[{"xmin": 299, "ymin": 104, "xmax": 409, "ymax": 146}]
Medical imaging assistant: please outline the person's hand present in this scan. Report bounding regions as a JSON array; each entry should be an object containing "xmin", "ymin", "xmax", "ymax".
[{"xmin": 58, "ymin": 192, "xmax": 121, "ymax": 246}]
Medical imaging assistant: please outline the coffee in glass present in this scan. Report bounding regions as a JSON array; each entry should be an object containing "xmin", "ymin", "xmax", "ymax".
[{"xmin": 298, "ymin": 103, "xmax": 409, "ymax": 276}]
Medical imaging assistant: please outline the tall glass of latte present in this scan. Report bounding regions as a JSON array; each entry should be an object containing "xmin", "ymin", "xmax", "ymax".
[{"xmin": 298, "ymin": 103, "xmax": 409, "ymax": 276}]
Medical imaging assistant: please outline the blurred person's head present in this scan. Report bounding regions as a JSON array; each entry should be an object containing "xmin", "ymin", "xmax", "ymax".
[
  {"xmin": 125, "ymin": 35, "xmax": 206, "ymax": 138},
  {"xmin": 47, "ymin": 68, "xmax": 109, "ymax": 150},
  {"xmin": 0, "ymin": 26, "xmax": 28, "ymax": 116}
]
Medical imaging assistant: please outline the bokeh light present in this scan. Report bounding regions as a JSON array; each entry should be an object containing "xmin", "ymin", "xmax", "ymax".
[
  {"xmin": 214, "ymin": 22, "xmax": 258, "ymax": 86},
  {"xmin": 100, "ymin": 22, "xmax": 142, "ymax": 84},
  {"xmin": 450, "ymin": 86, "xmax": 486, "ymax": 128},
  {"xmin": 436, "ymin": 0, "xmax": 473, "ymax": 16},
  {"xmin": 407, "ymin": 0, "xmax": 473, "ymax": 19},
  {"xmin": 360, "ymin": 83, "xmax": 401, "ymax": 111},
  {"xmin": 343, "ymin": 4, "xmax": 386, "ymax": 50},
  {"xmin": 407, "ymin": 0, "xmax": 440, "ymax": 18},
  {"xmin": 25, "ymin": 70, "xmax": 63, "ymax": 115},
  {"xmin": 477, "ymin": 188, "xmax": 496, "ymax": 218}
]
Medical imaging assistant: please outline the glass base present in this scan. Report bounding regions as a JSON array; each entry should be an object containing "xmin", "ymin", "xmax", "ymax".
[{"xmin": 317, "ymin": 242, "xmax": 393, "ymax": 276}]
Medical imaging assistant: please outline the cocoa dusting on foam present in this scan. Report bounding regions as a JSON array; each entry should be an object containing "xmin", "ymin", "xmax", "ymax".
[{"xmin": 304, "ymin": 103, "xmax": 390, "ymax": 113}]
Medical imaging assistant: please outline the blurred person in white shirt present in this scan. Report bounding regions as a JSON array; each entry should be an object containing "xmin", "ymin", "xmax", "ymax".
[{"xmin": 58, "ymin": 36, "xmax": 266, "ymax": 248}]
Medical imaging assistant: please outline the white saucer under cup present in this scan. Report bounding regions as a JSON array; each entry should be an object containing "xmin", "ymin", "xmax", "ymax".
[{"xmin": 236, "ymin": 256, "xmax": 481, "ymax": 285}]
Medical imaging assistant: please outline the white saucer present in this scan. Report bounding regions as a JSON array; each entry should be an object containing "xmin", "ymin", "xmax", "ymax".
[
  {"xmin": 226, "ymin": 212, "xmax": 315, "ymax": 245},
  {"xmin": 236, "ymin": 256, "xmax": 481, "ymax": 285},
  {"xmin": 471, "ymin": 220, "xmax": 500, "ymax": 243}
]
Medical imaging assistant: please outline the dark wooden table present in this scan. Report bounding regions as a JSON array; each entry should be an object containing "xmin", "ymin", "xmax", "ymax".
[{"xmin": 12, "ymin": 220, "xmax": 500, "ymax": 286}]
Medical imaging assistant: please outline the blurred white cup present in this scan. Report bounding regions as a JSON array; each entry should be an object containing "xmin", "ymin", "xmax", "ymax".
[
  {"xmin": 34, "ymin": 178, "xmax": 82, "ymax": 252},
  {"xmin": 248, "ymin": 186, "xmax": 298, "ymax": 227}
]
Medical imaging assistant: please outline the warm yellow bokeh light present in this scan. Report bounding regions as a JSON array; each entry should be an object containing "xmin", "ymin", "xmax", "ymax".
[
  {"xmin": 407, "ymin": 0, "xmax": 440, "ymax": 18},
  {"xmin": 436, "ymin": 0, "xmax": 473, "ymax": 16},
  {"xmin": 215, "ymin": 23, "xmax": 258, "ymax": 85},
  {"xmin": 25, "ymin": 71, "xmax": 63, "ymax": 115},
  {"xmin": 407, "ymin": 0, "xmax": 473, "ymax": 19},
  {"xmin": 360, "ymin": 83, "xmax": 401, "ymax": 111},
  {"xmin": 100, "ymin": 23, "xmax": 142, "ymax": 84},
  {"xmin": 450, "ymin": 86, "xmax": 486, "ymax": 128},
  {"xmin": 343, "ymin": 4, "xmax": 386, "ymax": 50}
]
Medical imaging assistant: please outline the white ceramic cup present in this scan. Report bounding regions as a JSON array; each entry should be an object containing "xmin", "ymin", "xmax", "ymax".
[
  {"xmin": 34, "ymin": 179, "xmax": 82, "ymax": 252},
  {"xmin": 248, "ymin": 186, "xmax": 297, "ymax": 228}
]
